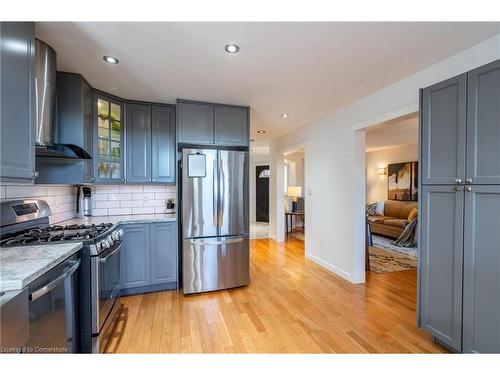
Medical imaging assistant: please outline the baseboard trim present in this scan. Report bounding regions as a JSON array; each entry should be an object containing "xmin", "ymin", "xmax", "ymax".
[{"xmin": 305, "ymin": 252, "xmax": 355, "ymax": 283}]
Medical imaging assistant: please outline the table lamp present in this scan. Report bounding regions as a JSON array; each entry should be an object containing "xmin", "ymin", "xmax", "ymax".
[{"xmin": 287, "ymin": 186, "xmax": 302, "ymax": 212}]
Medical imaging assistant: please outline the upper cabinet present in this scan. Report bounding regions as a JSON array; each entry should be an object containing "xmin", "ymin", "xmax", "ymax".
[
  {"xmin": 125, "ymin": 103, "xmax": 175, "ymax": 184},
  {"xmin": 215, "ymin": 105, "xmax": 249, "ymax": 146},
  {"xmin": 466, "ymin": 59, "xmax": 500, "ymax": 185},
  {"xmin": 126, "ymin": 103, "xmax": 151, "ymax": 183},
  {"xmin": 177, "ymin": 100, "xmax": 249, "ymax": 147},
  {"xmin": 94, "ymin": 93, "xmax": 125, "ymax": 183},
  {"xmin": 0, "ymin": 22, "xmax": 36, "ymax": 182},
  {"xmin": 151, "ymin": 106, "xmax": 175, "ymax": 183},
  {"xmin": 56, "ymin": 72, "xmax": 93, "ymax": 183},
  {"xmin": 421, "ymin": 74, "xmax": 467, "ymax": 185}
]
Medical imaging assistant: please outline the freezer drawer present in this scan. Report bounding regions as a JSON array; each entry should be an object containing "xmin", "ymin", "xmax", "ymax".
[{"xmin": 183, "ymin": 236, "xmax": 249, "ymax": 294}]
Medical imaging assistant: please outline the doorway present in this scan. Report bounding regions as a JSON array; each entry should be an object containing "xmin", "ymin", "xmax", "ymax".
[{"xmin": 255, "ymin": 165, "xmax": 270, "ymax": 222}]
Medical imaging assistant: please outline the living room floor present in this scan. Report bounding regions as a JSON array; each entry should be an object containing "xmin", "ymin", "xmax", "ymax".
[{"xmin": 104, "ymin": 238, "xmax": 446, "ymax": 353}]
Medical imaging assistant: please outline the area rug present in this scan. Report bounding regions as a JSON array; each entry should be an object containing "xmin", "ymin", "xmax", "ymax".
[
  {"xmin": 368, "ymin": 246, "xmax": 417, "ymax": 273},
  {"xmin": 372, "ymin": 234, "xmax": 418, "ymax": 258}
]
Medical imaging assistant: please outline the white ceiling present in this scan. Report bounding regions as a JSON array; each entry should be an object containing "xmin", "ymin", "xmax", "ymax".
[
  {"xmin": 36, "ymin": 22, "xmax": 500, "ymax": 144},
  {"xmin": 365, "ymin": 113, "xmax": 419, "ymax": 152}
]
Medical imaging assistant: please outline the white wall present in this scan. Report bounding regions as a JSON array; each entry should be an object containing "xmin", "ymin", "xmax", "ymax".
[
  {"xmin": 365, "ymin": 144, "xmax": 418, "ymax": 203},
  {"xmin": 249, "ymin": 152, "xmax": 270, "ymax": 222},
  {"xmin": 269, "ymin": 33, "xmax": 500, "ymax": 284}
]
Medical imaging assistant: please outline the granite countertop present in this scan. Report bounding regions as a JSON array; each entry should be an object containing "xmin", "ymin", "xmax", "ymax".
[
  {"xmin": 58, "ymin": 213, "xmax": 177, "ymax": 226},
  {"xmin": 0, "ymin": 242, "xmax": 83, "ymax": 296}
]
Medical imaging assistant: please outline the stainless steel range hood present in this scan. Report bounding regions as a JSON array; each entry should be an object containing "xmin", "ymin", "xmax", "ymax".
[{"xmin": 34, "ymin": 39, "xmax": 91, "ymax": 160}]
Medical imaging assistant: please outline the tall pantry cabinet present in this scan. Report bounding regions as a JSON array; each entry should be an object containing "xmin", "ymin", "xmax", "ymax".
[{"xmin": 419, "ymin": 58, "xmax": 500, "ymax": 353}]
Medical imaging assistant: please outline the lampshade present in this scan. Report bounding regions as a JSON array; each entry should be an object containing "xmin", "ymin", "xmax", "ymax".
[{"xmin": 287, "ymin": 186, "xmax": 302, "ymax": 198}]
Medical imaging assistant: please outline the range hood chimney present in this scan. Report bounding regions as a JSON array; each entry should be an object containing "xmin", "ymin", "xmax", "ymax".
[{"xmin": 34, "ymin": 39, "xmax": 91, "ymax": 160}]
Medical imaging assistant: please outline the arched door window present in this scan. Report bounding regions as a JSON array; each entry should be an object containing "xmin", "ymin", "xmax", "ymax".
[{"xmin": 258, "ymin": 169, "xmax": 270, "ymax": 178}]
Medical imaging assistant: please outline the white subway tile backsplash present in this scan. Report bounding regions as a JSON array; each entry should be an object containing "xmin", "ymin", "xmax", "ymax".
[
  {"xmin": 108, "ymin": 207, "xmax": 132, "ymax": 215},
  {"xmin": 143, "ymin": 199, "xmax": 166, "ymax": 207},
  {"xmin": 1, "ymin": 184, "xmax": 76, "ymax": 224},
  {"xmin": 142, "ymin": 185, "xmax": 167, "ymax": 193},
  {"xmin": 120, "ymin": 200, "xmax": 144, "ymax": 208},
  {"xmin": 92, "ymin": 208, "xmax": 108, "ymax": 216},
  {"xmin": 93, "ymin": 193, "xmax": 109, "ymax": 201},
  {"xmin": 132, "ymin": 193, "xmax": 155, "ymax": 201},
  {"xmin": 119, "ymin": 186, "xmax": 143, "ymax": 193},
  {"xmin": 132, "ymin": 207, "xmax": 155, "ymax": 215},
  {"xmin": 108, "ymin": 193, "xmax": 132, "ymax": 201},
  {"xmin": 95, "ymin": 200, "xmax": 120, "ymax": 209},
  {"xmin": 0, "ymin": 183, "xmax": 176, "ymax": 220},
  {"xmin": 88, "ymin": 185, "xmax": 176, "ymax": 217}
]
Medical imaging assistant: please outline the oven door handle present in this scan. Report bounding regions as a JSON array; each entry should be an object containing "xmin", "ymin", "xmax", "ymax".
[
  {"xmin": 29, "ymin": 259, "xmax": 81, "ymax": 301},
  {"xmin": 99, "ymin": 242, "xmax": 122, "ymax": 263}
]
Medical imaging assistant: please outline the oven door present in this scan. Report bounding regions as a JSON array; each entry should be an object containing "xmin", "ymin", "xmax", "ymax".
[{"xmin": 91, "ymin": 241, "xmax": 122, "ymax": 335}]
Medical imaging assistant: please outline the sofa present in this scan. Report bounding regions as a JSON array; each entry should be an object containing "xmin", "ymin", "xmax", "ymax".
[{"xmin": 367, "ymin": 200, "xmax": 418, "ymax": 239}]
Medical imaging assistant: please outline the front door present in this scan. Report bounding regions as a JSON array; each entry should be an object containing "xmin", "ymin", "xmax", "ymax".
[{"xmin": 255, "ymin": 165, "xmax": 269, "ymax": 222}]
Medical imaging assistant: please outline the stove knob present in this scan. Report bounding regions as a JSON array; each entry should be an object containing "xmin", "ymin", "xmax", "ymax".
[
  {"xmin": 111, "ymin": 231, "xmax": 119, "ymax": 241},
  {"xmin": 118, "ymin": 228, "xmax": 124, "ymax": 237},
  {"xmin": 100, "ymin": 239, "xmax": 109, "ymax": 250},
  {"xmin": 107, "ymin": 235, "xmax": 114, "ymax": 246}
]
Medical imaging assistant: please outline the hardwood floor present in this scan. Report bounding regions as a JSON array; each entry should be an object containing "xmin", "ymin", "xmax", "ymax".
[{"xmin": 104, "ymin": 237, "xmax": 447, "ymax": 353}]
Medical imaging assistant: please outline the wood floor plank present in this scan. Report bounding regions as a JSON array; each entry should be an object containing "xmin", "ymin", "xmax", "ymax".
[{"xmin": 107, "ymin": 237, "xmax": 447, "ymax": 353}]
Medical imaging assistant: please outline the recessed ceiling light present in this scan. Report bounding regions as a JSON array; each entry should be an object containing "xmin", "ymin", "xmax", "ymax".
[
  {"xmin": 257, "ymin": 130, "xmax": 266, "ymax": 134},
  {"xmin": 281, "ymin": 113, "xmax": 290, "ymax": 118},
  {"xmin": 224, "ymin": 43, "xmax": 240, "ymax": 54},
  {"xmin": 103, "ymin": 56, "xmax": 119, "ymax": 64}
]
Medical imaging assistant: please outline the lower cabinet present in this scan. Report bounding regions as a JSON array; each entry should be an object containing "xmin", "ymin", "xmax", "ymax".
[
  {"xmin": 419, "ymin": 184, "xmax": 500, "ymax": 353},
  {"xmin": 120, "ymin": 224, "xmax": 151, "ymax": 289},
  {"xmin": 120, "ymin": 221, "xmax": 177, "ymax": 295},
  {"xmin": 419, "ymin": 185, "xmax": 464, "ymax": 352},
  {"xmin": 462, "ymin": 185, "xmax": 500, "ymax": 353}
]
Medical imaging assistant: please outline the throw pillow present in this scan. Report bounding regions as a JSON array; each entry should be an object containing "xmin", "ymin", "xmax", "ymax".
[
  {"xmin": 408, "ymin": 207, "xmax": 418, "ymax": 222},
  {"xmin": 375, "ymin": 201, "xmax": 385, "ymax": 216},
  {"xmin": 365, "ymin": 202, "xmax": 377, "ymax": 216}
]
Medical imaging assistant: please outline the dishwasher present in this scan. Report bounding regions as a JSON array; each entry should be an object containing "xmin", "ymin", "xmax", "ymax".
[{"xmin": 25, "ymin": 253, "xmax": 81, "ymax": 354}]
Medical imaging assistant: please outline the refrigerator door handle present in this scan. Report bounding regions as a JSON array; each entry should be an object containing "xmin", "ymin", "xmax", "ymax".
[
  {"xmin": 188, "ymin": 237, "xmax": 245, "ymax": 246},
  {"xmin": 213, "ymin": 157, "xmax": 218, "ymax": 228},
  {"xmin": 218, "ymin": 156, "xmax": 225, "ymax": 231}
]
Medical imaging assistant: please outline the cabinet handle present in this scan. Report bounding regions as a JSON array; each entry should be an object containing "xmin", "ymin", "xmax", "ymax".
[
  {"xmin": 466, "ymin": 178, "xmax": 473, "ymax": 183},
  {"xmin": 455, "ymin": 178, "xmax": 463, "ymax": 184},
  {"xmin": 455, "ymin": 186, "xmax": 462, "ymax": 192},
  {"xmin": 122, "ymin": 178, "xmax": 125, "ymax": 182},
  {"xmin": 465, "ymin": 186, "xmax": 472, "ymax": 192}
]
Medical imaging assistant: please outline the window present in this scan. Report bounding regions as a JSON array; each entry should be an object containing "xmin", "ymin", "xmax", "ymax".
[{"xmin": 258, "ymin": 169, "xmax": 270, "ymax": 178}]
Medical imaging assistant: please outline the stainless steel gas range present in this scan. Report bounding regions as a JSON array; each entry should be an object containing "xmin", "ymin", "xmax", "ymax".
[{"xmin": 0, "ymin": 199, "xmax": 123, "ymax": 353}]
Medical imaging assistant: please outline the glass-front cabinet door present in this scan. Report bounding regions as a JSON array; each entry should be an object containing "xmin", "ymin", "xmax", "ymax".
[{"xmin": 94, "ymin": 93, "xmax": 124, "ymax": 183}]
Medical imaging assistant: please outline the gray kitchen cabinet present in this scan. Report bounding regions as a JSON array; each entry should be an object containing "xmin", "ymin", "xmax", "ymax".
[
  {"xmin": 152, "ymin": 105, "xmax": 175, "ymax": 183},
  {"xmin": 419, "ymin": 185, "xmax": 464, "ymax": 352},
  {"xmin": 177, "ymin": 100, "xmax": 250, "ymax": 147},
  {"xmin": 120, "ymin": 224, "xmax": 151, "ymax": 289},
  {"xmin": 466, "ymin": 59, "xmax": 500, "ymax": 185},
  {"xmin": 56, "ymin": 72, "xmax": 93, "ymax": 182},
  {"xmin": 150, "ymin": 222, "xmax": 178, "ymax": 284},
  {"xmin": 0, "ymin": 22, "xmax": 36, "ymax": 182},
  {"xmin": 215, "ymin": 105, "xmax": 249, "ymax": 146},
  {"xmin": 126, "ymin": 103, "xmax": 152, "ymax": 183},
  {"xmin": 177, "ymin": 101, "xmax": 214, "ymax": 144},
  {"xmin": 462, "ymin": 185, "xmax": 500, "ymax": 353},
  {"xmin": 94, "ymin": 92, "xmax": 125, "ymax": 183},
  {"xmin": 421, "ymin": 74, "xmax": 467, "ymax": 185}
]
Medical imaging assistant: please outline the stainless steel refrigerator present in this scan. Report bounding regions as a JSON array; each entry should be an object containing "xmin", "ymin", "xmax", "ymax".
[{"xmin": 181, "ymin": 148, "xmax": 249, "ymax": 294}]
